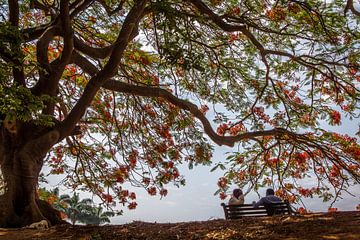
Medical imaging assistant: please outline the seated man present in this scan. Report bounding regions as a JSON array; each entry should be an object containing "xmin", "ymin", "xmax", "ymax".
[
  {"xmin": 228, "ymin": 188, "xmax": 245, "ymax": 205},
  {"xmin": 252, "ymin": 188, "xmax": 282, "ymax": 215}
]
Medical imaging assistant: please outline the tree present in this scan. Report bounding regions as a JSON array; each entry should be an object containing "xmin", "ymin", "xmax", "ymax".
[
  {"xmin": 0, "ymin": 0, "xmax": 359, "ymax": 227},
  {"xmin": 79, "ymin": 204, "xmax": 115, "ymax": 226},
  {"xmin": 55, "ymin": 192, "xmax": 93, "ymax": 225},
  {"xmin": 38, "ymin": 187, "xmax": 114, "ymax": 225}
]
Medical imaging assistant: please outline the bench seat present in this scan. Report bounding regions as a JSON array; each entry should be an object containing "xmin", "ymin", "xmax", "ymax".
[{"xmin": 221, "ymin": 201, "xmax": 294, "ymax": 219}]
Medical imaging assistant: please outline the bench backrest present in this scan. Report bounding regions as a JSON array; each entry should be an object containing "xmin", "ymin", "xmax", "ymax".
[{"xmin": 221, "ymin": 201, "xmax": 293, "ymax": 219}]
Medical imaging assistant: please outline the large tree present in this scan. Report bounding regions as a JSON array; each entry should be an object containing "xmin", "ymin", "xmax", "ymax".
[{"xmin": 0, "ymin": 0, "xmax": 359, "ymax": 227}]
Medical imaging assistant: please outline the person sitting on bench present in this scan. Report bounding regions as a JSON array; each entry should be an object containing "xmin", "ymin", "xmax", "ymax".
[
  {"xmin": 252, "ymin": 188, "xmax": 283, "ymax": 215},
  {"xmin": 228, "ymin": 188, "xmax": 245, "ymax": 205}
]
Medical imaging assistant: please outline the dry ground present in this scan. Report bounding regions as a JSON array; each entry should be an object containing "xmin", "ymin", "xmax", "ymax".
[{"xmin": 0, "ymin": 211, "xmax": 359, "ymax": 240}]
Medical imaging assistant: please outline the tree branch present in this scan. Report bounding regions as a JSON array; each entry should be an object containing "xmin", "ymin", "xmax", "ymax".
[
  {"xmin": 8, "ymin": 0, "xmax": 19, "ymax": 26},
  {"xmin": 70, "ymin": 0, "xmax": 94, "ymax": 19},
  {"xmin": 103, "ymin": 80, "xmax": 302, "ymax": 147},
  {"xmin": 56, "ymin": 0, "xmax": 148, "ymax": 140},
  {"xmin": 74, "ymin": 37, "xmax": 114, "ymax": 59},
  {"xmin": 345, "ymin": 0, "xmax": 360, "ymax": 17},
  {"xmin": 32, "ymin": 25, "xmax": 60, "ymax": 95},
  {"xmin": 187, "ymin": 0, "xmax": 246, "ymax": 32},
  {"xmin": 72, "ymin": 46, "xmax": 300, "ymax": 148},
  {"xmin": 22, "ymin": 23, "xmax": 54, "ymax": 42},
  {"xmin": 8, "ymin": 0, "xmax": 25, "ymax": 86}
]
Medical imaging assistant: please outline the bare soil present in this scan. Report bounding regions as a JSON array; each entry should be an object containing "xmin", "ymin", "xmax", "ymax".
[{"xmin": 0, "ymin": 211, "xmax": 359, "ymax": 240}]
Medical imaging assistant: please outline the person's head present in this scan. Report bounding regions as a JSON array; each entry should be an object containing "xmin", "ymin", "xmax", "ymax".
[
  {"xmin": 233, "ymin": 188, "xmax": 243, "ymax": 198},
  {"xmin": 266, "ymin": 188, "xmax": 275, "ymax": 196}
]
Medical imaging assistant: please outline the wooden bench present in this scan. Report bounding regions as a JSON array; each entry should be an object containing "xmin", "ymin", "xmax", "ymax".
[{"xmin": 221, "ymin": 201, "xmax": 294, "ymax": 219}]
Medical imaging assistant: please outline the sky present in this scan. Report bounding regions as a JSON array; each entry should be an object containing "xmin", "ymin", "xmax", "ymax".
[
  {"xmin": 43, "ymin": 21, "xmax": 360, "ymax": 225},
  {"xmin": 42, "ymin": 98, "xmax": 360, "ymax": 225},
  {"xmin": 41, "ymin": 100, "xmax": 360, "ymax": 225},
  {"xmin": 108, "ymin": 146, "xmax": 359, "ymax": 225},
  {"xmin": 45, "ymin": 138, "xmax": 360, "ymax": 225}
]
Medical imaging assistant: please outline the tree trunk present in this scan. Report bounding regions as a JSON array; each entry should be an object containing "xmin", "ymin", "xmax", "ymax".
[{"xmin": 0, "ymin": 127, "xmax": 65, "ymax": 227}]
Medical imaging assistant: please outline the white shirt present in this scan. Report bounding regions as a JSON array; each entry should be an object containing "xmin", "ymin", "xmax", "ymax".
[{"xmin": 228, "ymin": 195, "xmax": 245, "ymax": 205}]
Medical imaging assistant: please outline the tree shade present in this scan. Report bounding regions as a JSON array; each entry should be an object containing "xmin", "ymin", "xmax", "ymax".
[{"xmin": 0, "ymin": 0, "xmax": 359, "ymax": 227}]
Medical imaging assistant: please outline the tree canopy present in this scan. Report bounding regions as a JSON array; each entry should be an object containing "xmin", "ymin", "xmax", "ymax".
[{"xmin": 0, "ymin": 0, "xmax": 360, "ymax": 217}]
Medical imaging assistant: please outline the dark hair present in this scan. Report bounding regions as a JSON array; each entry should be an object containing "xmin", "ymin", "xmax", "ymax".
[
  {"xmin": 233, "ymin": 188, "xmax": 243, "ymax": 198},
  {"xmin": 266, "ymin": 188, "xmax": 275, "ymax": 196}
]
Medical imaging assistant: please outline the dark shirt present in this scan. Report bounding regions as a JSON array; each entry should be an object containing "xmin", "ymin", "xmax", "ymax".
[{"xmin": 253, "ymin": 195, "xmax": 282, "ymax": 208}]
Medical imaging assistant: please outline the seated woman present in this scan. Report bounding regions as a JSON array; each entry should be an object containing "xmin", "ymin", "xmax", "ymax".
[{"xmin": 228, "ymin": 188, "xmax": 245, "ymax": 205}]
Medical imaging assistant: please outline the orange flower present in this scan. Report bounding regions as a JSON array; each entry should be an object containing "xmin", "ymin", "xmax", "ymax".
[
  {"xmin": 102, "ymin": 194, "xmax": 113, "ymax": 203},
  {"xmin": 160, "ymin": 189, "xmax": 168, "ymax": 197},
  {"xmin": 217, "ymin": 177, "xmax": 228, "ymax": 189},
  {"xmin": 298, "ymin": 207, "xmax": 307, "ymax": 214},
  {"xmin": 217, "ymin": 123, "xmax": 229, "ymax": 135},
  {"xmin": 129, "ymin": 192, "xmax": 136, "ymax": 200},
  {"xmin": 266, "ymin": 7, "xmax": 286, "ymax": 21},
  {"xmin": 199, "ymin": 105, "xmax": 209, "ymax": 114},
  {"xmin": 329, "ymin": 110, "xmax": 341, "ymax": 125},
  {"xmin": 219, "ymin": 192, "xmax": 227, "ymax": 200},
  {"xmin": 328, "ymin": 207, "xmax": 338, "ymax": 213},
  {"xmin": 128, "ymin": 202, "xmax": 137, "ymax": 210},
  {"xmin": 147, "ymin": 187, "xmax": 157, "ymax": 196}
]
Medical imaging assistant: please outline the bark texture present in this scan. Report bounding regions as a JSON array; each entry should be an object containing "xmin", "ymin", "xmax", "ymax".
[{"xmin": 0, "ymin": 126, "xmax": 63, "ymax": 227}]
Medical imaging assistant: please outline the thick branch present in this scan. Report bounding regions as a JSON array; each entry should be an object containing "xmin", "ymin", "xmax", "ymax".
[
  {"xmin": 56, "ymin": 0, "xmax": 148, "ymax": 140},
  {"xmin": 8, "ymin": 0, "xmax": 25, "ymax": 86},
  {"xmin": 187, "ymin": 0, "xmax": 266, "ymax": 60},
  {"xmin": 22, "ymin": 23, "xmax": 54, "ymax": 42},
  {"xmin": 8, "ymin": 0, "xmax": 19, "ymax": 26},
  {"xmin": 74, "ymin": 37, "xmax": 114, "ymax": 59},
  {"xmin": 59, "ymin": 0, "xmax": 73, "ymax": 65},
  {"xmin": 72, "ymin": 48, "xmax": 294, "ymax": 147},
  {"xmin": 35, "ymin": 26, "xmax": 59, "ymax": 75},
  {"xmin": 102, "ymin": 80, "xmax": 298, "ymax": 147},
  {"xmin": 345, "ymin": 0, "xmax": 360, "ymax": 17},
  {"xmin": 70, "ymin": 0, "xmax": 94, "ymax": 19}
]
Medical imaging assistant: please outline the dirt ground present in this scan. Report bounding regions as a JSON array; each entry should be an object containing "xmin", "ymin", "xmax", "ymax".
[{"xmin": 0, "ymin": 211, "xmax": 359, "ymax": 240}]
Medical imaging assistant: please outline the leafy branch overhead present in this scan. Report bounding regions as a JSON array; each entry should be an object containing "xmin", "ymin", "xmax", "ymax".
[{"xmin": 0, "ymin": 0, "xmax": 359, "ymax": 221}]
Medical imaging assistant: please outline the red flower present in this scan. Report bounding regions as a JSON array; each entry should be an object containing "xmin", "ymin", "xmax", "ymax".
[
  {"xmin": 217, "ymin": 177, "xmax": 228, "ymax": 189},
  {"xmin": 328, "ymin": 207, "xmax": 338, "ymax": 213},
  {"xmin": 266, "ymin": 7, "xmax": 286, "ymax": 21},
  {"xmin": 147, "ymin": 187, "xmax": 157, "ymax": 196},
  {"xmin": 120, "ymin": 190, "xmax": 129, "ymax": 197},
  {"xmin": 298, "ymin": 207, "xmax": 307, "ymax": 214},
  {"xmin": 228, "ymin": 33, "xmax": 239, "ymax": 44},
  {"xmin": 229, "ymin": 123, "xmax": 245, "ymax": 136},
  {"xmin": 329, "ymin": 110, "xmax": 341, "ymax": 125},
  {"xmin": 199, "ymin": 105, "xmax": 209, "ymax": 114},
  {"xmin": 348, "ymin": 68, "xmax": 357, "ymax": 76},
  {"xmin": 142, "ymin": 177, "xmax": 150, "ymax": 185},
  {"xmin": 128, "ymin": 202, "xmax": 137, "ymax": 210},
  {"xmin": 160, "ymin": 189, "xmax": 168, "ymax": 197},
  {"xmin": 217, "ymin": 123, "xmax": 229, "ymax": 135},
  {"xmin": 129, "ymin": 192, "xmax": 136, "ymax": 200},
  {"xmin": 219, "ymin": 192, "xmax": 227, "ymax": 200},
  {"xmin": 102, "ymin": 194, "xmax": 113, "ymax": 203}
]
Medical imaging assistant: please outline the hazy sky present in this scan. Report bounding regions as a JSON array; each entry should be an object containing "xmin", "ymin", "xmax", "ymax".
[
  {"xmin": 108, "ymin": 145, "xmax": 359, "ymax": 224},
  {"xmin": 43, "ymin": 107, "xmax": 360, "ymax": 225}
]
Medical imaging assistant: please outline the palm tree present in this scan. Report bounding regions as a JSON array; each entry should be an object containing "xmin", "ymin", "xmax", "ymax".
[
  {"xmin": 80, "ymin": 205, "xmax": 115, "ymax": 226},
  {"xmin": 55, "ymin": 192, "xmax": 93, "ymax": 225}
]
